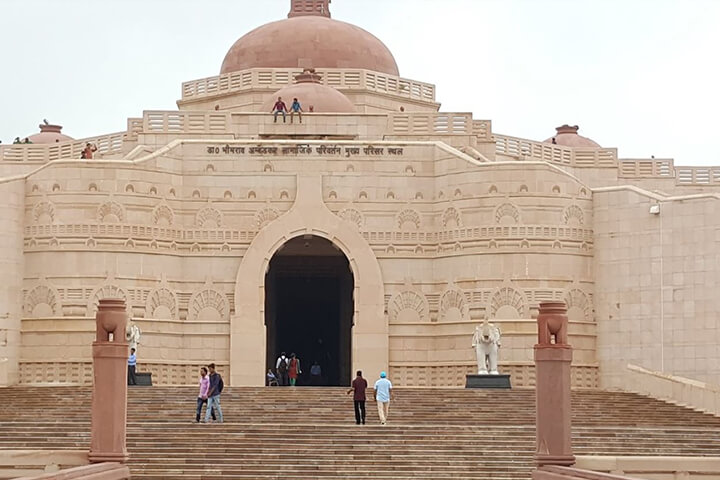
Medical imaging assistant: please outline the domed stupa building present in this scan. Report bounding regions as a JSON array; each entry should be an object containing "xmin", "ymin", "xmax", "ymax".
[{"xmin": 1, "ymin": 0, "xmax": 720, "ymax": 402}]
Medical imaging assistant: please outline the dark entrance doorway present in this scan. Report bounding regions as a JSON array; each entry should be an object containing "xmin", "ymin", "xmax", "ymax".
[{"xmin": 265, "ymin": 235, "xmax": 354, "ymax": 386}]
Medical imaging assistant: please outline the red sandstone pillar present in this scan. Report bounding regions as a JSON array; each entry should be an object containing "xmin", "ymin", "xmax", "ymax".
[
  {"xmin": 88, "ymin": 299, "xmax": 129, "ymax": 463},
  {"xmin": 534, "ymin": 301, "xmax": 575, "ymax": 467}
]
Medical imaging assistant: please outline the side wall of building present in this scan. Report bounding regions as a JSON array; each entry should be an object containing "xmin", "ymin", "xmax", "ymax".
[
  {"xmin": 0, "ymin": 179, "xmax": 26, "ymax": 386},
  {"xmin": 594, "ymin": 188, "xmax": 720, "ymax": 388}
]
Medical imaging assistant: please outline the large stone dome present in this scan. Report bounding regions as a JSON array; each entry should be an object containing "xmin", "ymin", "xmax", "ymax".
[{"xmin": 220, "ymin": 3, "xmax": 399, "ymax": 76}]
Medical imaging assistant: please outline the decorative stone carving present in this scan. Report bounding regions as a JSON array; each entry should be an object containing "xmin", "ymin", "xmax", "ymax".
[
  {"xmin": 196, "ymin": 206, "xmax": 223, "ymax": 228},
  {"xmin": 87, "ymin": 284, "xmax": 130, "ymax": 317},
  {"xmin": 439, "ymin": 287, "xmax": 469, "ymax": 322},
  {"xmin": 441, "ymin": 207, "xmax": 462, "ymax": 228},
  {"xmin": 565, "ymin": 288, "xmax": 591, "ymax": 322},
  {"xmin": 537, "ymin": 301, "xmax": 569, "ymax": 345},
  {"xmin": 97, "ymin": 201, "xmax": 125, "ymax": 223},
  {"xmin": 145, "ymin": 287, "xmax": 178, "ymax": 320},
  {"xmin": 563, "ymin": 205, "xmax": 584, "ymax": 226},
  {"xmin": 125, "ymin": 320, "xmax": 141, "ymax": 350},
  {"xmin": 388, "ymin": 290, "xmax": 429, "ymax": 323},
  {"xmin": 397, "ymin": 208, "xmax": 420, "ymax": 230},
  {"xmin": 152, "ymin": 204, "xmax": 174, "ymax": 226},
  {"xmin": 338, "ymin": 208, "xmax": 363, "ymax": 229},
  {"xmin": 495, "ymin": 203, "xmax": 520, "ymax": 224},
  {"xmin": 472, "ymin": 319, "xmax": 502, "ymax": 374},
  {"xmin": 188, "ymin": 288, "xmax": 229, "ymax": 322},
  {"xmin": 32, "ymin": 201, "xmax": 55, "ymax": 224},
  {"xmin": 23, "ymin": 283, "xmax": 62, "ymax": 317},
  {"xmin": 256, "ymin": 207, "xmax": 280, "ymax": 229},
  {"xmin": 490, "ymin": 286, "xmax": 526, "ymax": 319}
]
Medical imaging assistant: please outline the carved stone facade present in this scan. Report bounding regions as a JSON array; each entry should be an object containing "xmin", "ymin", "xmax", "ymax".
[{"xmin": 1, "ymin": 2, "xmax": 719, "ymax": 391}]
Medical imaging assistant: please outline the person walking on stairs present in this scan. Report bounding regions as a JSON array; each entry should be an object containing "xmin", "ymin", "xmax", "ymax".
[
  {"xmin": 204, "ymin": 363, "xmax": 224, "ymax": 423},
  {"xmin": 347, "ymin": 370, "xmax": 368, "ymax": 424},
  {"xmin": 288, "ymin": 353, "xmax": 301, "ymax": 386},
  {"xmin": 276, "ymin": 352, "xmax": 289, "ymax": 386},
  {"xmin": 195, "ymin": 367, "xmax": 216, "ymax": 423},
  {"xmin": 374, "ymin": 371, "xmax": 393, "ymax": 425}
]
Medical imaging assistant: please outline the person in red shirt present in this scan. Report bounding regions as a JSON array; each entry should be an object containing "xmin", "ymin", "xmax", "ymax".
[
  {"xmin": 271, "ymin": 96, "xmax": 288, "ymax": 123},
  {"xmin": 346, "ymin": 370, "xmax": 368, "ymax": 425}
]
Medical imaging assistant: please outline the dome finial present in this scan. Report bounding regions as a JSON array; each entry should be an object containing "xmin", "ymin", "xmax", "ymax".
[{"xmin": 289, "ymin": 0, "xmax": 331, "ymax": 18}]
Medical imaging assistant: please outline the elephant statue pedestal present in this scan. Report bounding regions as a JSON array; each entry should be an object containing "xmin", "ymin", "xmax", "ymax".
[{"xmin": 465, "ymin": 373, "xmax": 512, "ymax": 389}]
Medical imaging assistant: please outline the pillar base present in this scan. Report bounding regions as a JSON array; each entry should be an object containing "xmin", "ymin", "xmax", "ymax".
[
  {"xmin": 88, "ymin": 451, "xmax": 129, "ymax": 463},
  {"xmin": 535, "ymin": 454, "xmax": 575, "ymax": 467}
]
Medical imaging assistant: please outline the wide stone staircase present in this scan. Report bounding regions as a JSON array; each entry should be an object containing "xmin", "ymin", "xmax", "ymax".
[{"xmin": 1, "ymin": 386, "xmax": 720, "ymax": 479}]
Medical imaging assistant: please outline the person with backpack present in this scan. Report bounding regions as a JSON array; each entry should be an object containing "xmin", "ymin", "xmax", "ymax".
[
  {"xmin": 276, "ymin": 352, "xmax": 289, "ymax": 386},
  {"xmin": 204, "ymin": 363, "xmax": 224, "ymax": 423}
]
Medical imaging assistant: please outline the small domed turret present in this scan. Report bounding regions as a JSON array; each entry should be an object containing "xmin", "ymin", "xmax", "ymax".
[
  {"xmin": 261, "ymin": 70, "xmax": 356, "ymax": 113},
  {"xmin": 544, "ymin": 125, "xmax": 600, "ymax": 148},
  {"xmin": 27, "ymin": 123, "xmax": 74, "ymax": 144}
]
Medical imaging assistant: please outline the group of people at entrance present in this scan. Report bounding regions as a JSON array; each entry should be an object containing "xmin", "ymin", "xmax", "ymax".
[
  {"xmin": 347, "ymin": 370, "xmax": 393, "ymax": 425},
  {"xmin": 268, "ymin": 352, "xmax": 302, "ymax": 386}
]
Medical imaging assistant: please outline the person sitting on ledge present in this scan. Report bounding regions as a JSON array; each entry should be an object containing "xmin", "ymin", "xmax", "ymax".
[
  {"xmin": 290, "ymin": 97, "xmax": 303, "ymax": 124},
  {"xmin": 272, "ymin": 96, "xmax": 288, "ymax": 123}
]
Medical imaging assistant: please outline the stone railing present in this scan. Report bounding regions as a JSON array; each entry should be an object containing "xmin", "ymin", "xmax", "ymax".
[
  {"xmin": 181, "ymin": 67, "xmax": 436, "ymax": 102},
  {"xmin": 0, "ymin": 450, "xmax": 87, "ymax": 479},
  {"xmin": 0, "ymin": 133, "xmax": 125, "ymax": 163},
  {"xmin": 388, "ymin": 113, "xmax": 475, "ymax": 136},
  {"xmin": 533, "ymin": 465, "xmax": 647, "ymax": 479},
  {"xmin": 618, "ymin": 158, "xmax": 674, "ymax": 178},
  {"xmin": 675, "ymin": 166, "xmax": 720, "ymax": 185},
  {"xmin": 495, "ymin": 134, "xmax": 618, "ymax": 168},
  {"xmin": 624, "ymin": 363, "xmax": 720, "ymax": 416},
  {"xmin": 575, "ymin": 456, "xmax": 720, "ymax": 480},
  {"xmin": 363, "ymin": 225, "xmax": 594, "ymax": 244}
]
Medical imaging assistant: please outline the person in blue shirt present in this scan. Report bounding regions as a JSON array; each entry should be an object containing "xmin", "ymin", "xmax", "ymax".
[
  {"xmin": 373, "ymin": 371, "xmax": 393, "ymax": 425},
  {"xmin": 289, "ymin": 97, "xmax": 303, "ymax": 124},
  {"xmin": 127, "ymin": 348, "xmax": 137, "ymax": 385}
]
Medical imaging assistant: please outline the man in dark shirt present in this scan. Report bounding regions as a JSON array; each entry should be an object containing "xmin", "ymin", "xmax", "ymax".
[
  {"xmin": 271, "ymin": 96, "xmax": 288, "ymax": 123},
  {"xmin": 346, "ymin": 370, "xmax": 368, "ymax": 425}
]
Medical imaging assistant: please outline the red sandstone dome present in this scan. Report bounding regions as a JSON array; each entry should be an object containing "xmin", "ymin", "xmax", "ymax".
[
  {"xmin": 220, "ymin": 1, "xmax": 399, "ymax": 76},
  {"xmin": 27, "ymin": 123, "xmax": 74, "ymax": 144},
  {"xmin": 544, "ymin": 125, "xmax": 600, "ymax": 148},
  {"xmin": 261, "ymin": 70, "xmax": 355, "ymax": 113}
]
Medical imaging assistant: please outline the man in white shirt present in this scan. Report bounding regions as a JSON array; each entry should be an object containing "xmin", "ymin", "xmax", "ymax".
[
  {"xmin": 275, "ymin": 352, "xmax": 290, "ymax": 386},
  {"xmin": 373, "ymin": 371, "xmax": 393, "ymax": 425}
]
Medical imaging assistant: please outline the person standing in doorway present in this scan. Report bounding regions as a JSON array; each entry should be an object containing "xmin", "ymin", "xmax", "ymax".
[
  {"xmin": 310, "ymin": 361, "xmax": 322, "ymax": 386},
  {"xmin": 288, "ymin": 352, "xmax": 301, "ymax": 386},
  {"xmin": 195, "ymin": 367, "xmax": 216, "ymax": 423},
  {"xmin": 276, "ymin": 352, "xmax": 289, "ymax": 386},
  {"xmin": 373, "ymin": 371, "xmax": 393, "ymax": 425},
  {"xmin": 347, "ymin": 370, "xmax": 368, "ymax": 425},
  {"xmin": 127, "ymin": 348, "xmax": 137, "ymax": 385},
  {"xmin": 204, "ymin": 363, "xmax": 224, "ymax": 423}
]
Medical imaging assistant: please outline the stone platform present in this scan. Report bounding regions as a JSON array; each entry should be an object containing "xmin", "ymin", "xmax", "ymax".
[{"xmin": 465, "ymin": 374, "xmax": 512, "ymax": 389}]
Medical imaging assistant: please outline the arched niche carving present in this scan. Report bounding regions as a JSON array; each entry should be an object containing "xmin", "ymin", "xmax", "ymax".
[
  {"xmin": 388, "ymin": 290, "xmax": 429, "ymax": 323},
  {"xmin": 24, "ymin": 283, "xmax": 62, "ymax": 318},
  {"xmin": 441, "ymin": 207, "xmax": 462, "ymax": 228},
  {"xmin": 338, "ymin": 208, "xmax": 364, "ymax": 230},
  {"xmin": 152, "ymin": 204, "xmax": 174, "ymax": 226},
  {"xmin": 256, "ymin": 207, "xmax": 280, "ymax": 230},
  {"xmin": 188, "ymin": 289, "xmax": 229, "ymax": 322},
  {"xmin": 145, "ymin": 286, "xmax": 178, "ymax": 320},
  {"xmin": 439, "ymin": 287, "xmax": 469, "ymax": 322},
  {"xmin": 489, "ymin": 286, "xmax": 527, "ymax": 319},
  {"xmin": 97, "ymin": 201, "xmax": 125, "ymax": 223},
  {"xmin": 196, "ymin": 206, "xmax": 223, "ymax": 228},
  {"xmin": 563, "ymin": 205, "xmax": 584, "ymax": 226},
  {"xmin": 397, "ymin": 209, "xmax": 421, "ymax": 230},
  {"xmin": 495, "ymin": 203, "xmax": 520, "ymax": 225},
  {"xmin": 565, "ymin": 288, "xmax": 592, "ymax": 322},
  {"xmin": 32, "ymin": 201, "xmax": 55, "ymax": 224}
]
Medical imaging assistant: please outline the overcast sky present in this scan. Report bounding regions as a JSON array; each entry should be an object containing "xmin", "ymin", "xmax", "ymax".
[{"xmin": 1, "ymin": 0, "xmax": 719, "ymax": 165}]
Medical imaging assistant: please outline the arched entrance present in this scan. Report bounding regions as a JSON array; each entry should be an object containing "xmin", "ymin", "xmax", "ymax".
[
  {"xmin": 231, "ymin": 174, "xmax": 386, "ymax": 387},
  {"xmin": 265, "ymin": 235, "xmax": 354, "ymax": 386}
]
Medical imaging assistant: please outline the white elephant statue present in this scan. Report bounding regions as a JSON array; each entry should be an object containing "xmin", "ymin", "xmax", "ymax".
[
  {"xmin": 126, "ymin": 321, "xmax": 141, "ymax": 351},
  {"xmin": 472, "ymin": 320, "xmax": 502, "ymax": 374}
]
